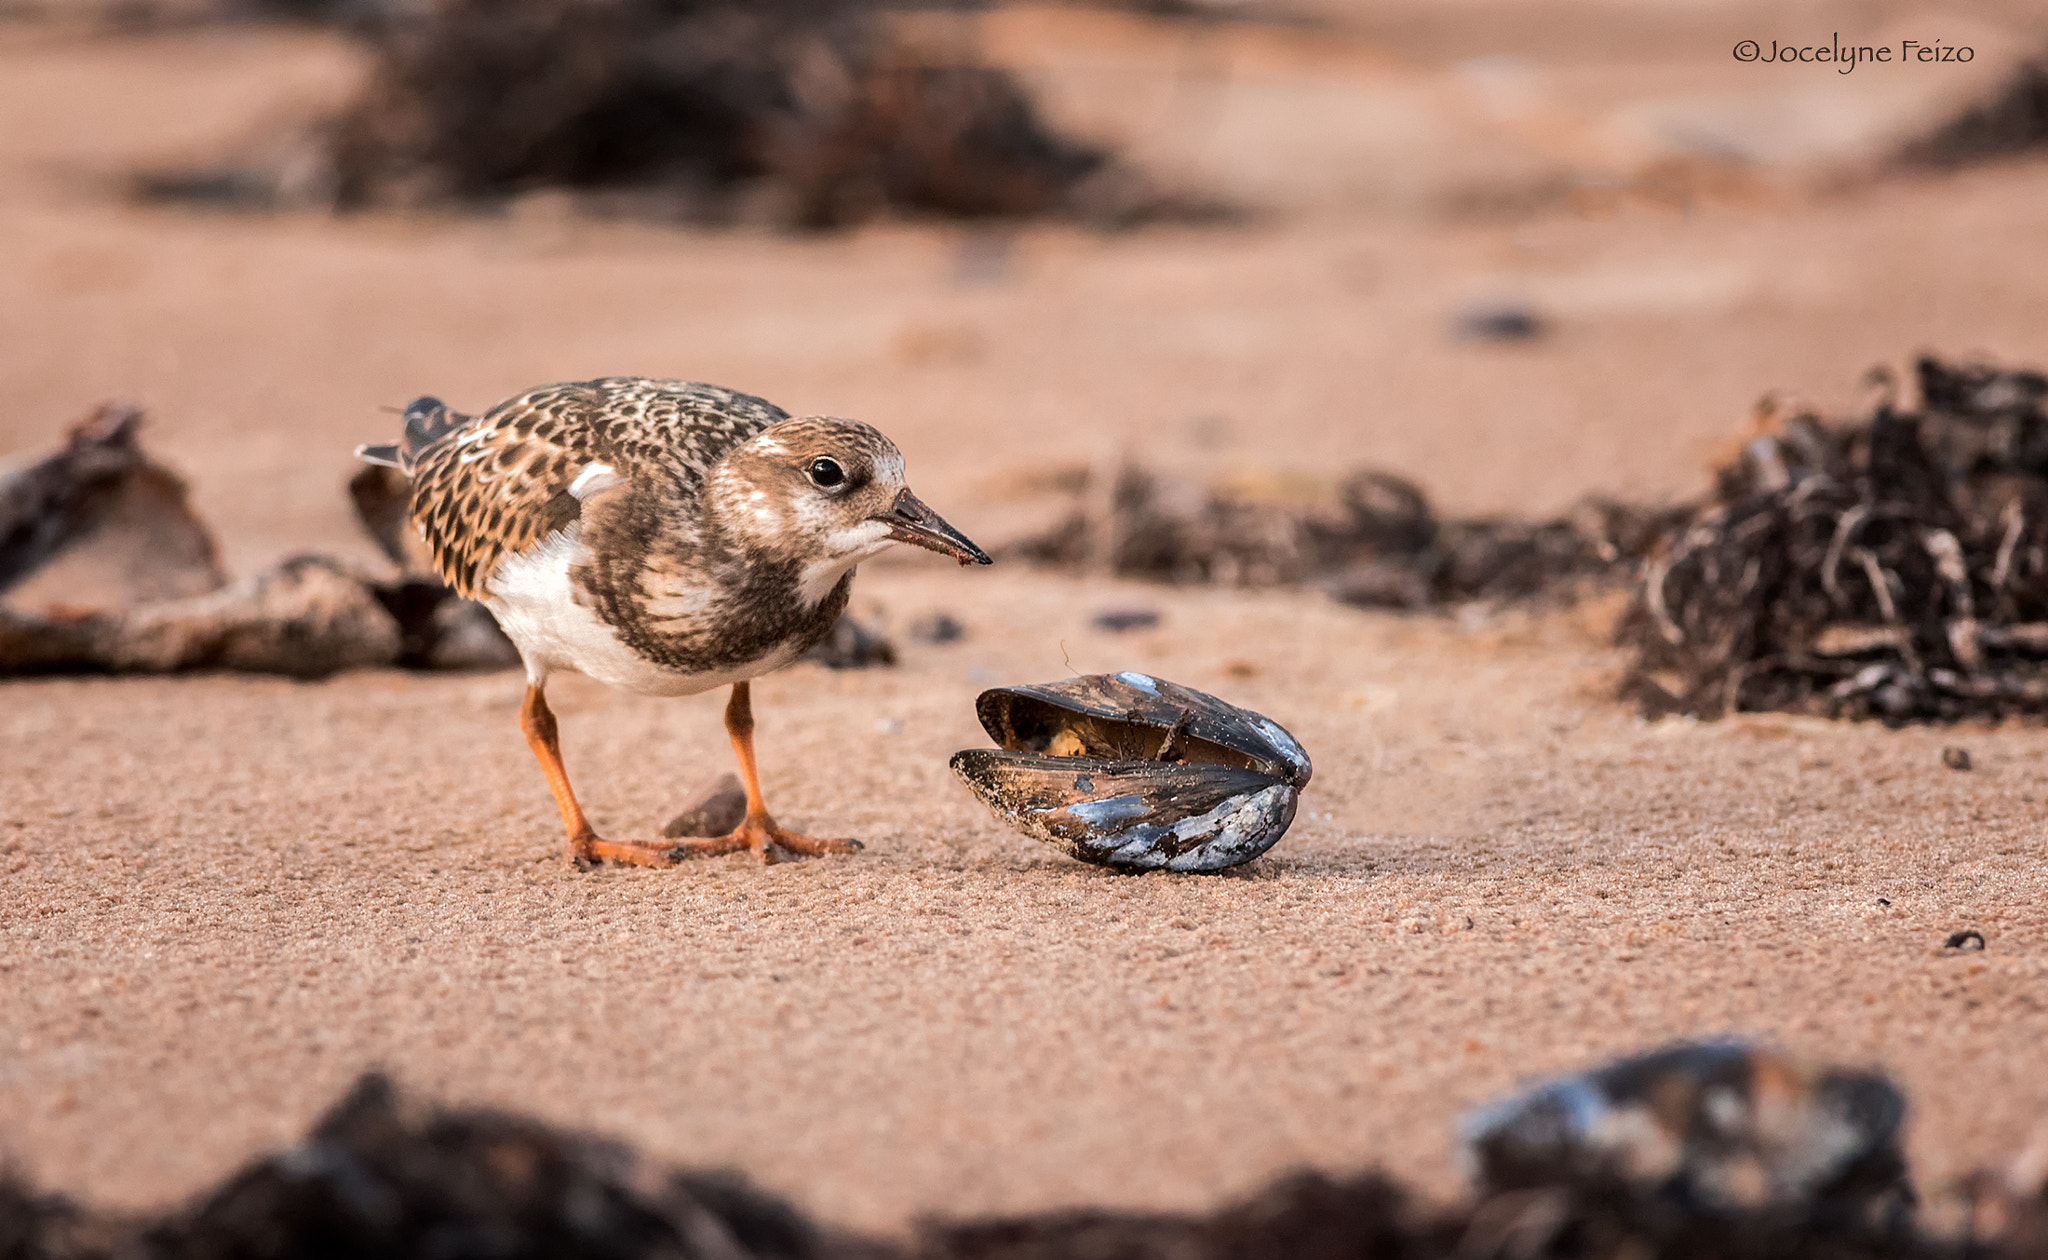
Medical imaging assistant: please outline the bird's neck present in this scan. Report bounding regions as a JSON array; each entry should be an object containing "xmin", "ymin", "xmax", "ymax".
[{"xmin": 697, "ymin": 476, "xmax": 861, "ymax": 611}]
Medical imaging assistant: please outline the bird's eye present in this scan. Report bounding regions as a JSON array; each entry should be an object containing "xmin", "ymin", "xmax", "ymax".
[{"xmin": 808, "ymin": 457, "xmax": 846, "ymax": 488}]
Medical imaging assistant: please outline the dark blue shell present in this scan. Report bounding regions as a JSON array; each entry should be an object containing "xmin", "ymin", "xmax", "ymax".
[{"xmin": 950, "ymin": 671, "xmax": 1311, "ymax": 872}]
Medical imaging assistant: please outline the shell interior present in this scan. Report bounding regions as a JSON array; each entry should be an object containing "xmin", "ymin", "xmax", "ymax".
[{"xmin": 973, "ymin": 670, "xmax": 1310, "ymax": 786}]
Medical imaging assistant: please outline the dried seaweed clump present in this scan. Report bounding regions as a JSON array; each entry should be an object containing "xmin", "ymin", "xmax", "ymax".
[
  {"xmin": 142, "ymin": 1074, "xmax": 829, "ymax": 1260},
  {"xmin": 312, "ymin": 0, "xmax": 1158, "ymax": 227},
  {"xmin": 1897, "ymin": 57, "xmax": 2048, "ymax": 169},
  {"xmin": 1008, "ymin": 463, "xmax": 1679, "ymax": 609},
  {"xmin": 11, "ymin": 1063, "xmax": 2048, "ymax": 1260},
  {"xmin": 1621, "ymin": 356, "xmax": 2048, "ymax": 721}
]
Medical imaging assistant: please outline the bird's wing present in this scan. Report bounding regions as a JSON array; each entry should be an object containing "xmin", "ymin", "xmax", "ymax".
[
  {"xmin": 405, "ymin": 383, "xmax": 599, "ymax": 599},
  {"xmin": 404, "ymin": 379, "xmax": 788, "ymax": 599},
  {"xmin": 575, "ymin": 377, "xmax": 793, "ymax": 488}
]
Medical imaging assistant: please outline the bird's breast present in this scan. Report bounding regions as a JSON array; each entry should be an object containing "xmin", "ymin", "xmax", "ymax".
[
  {"xmin": 485, "ymin": 528, "xmax": 749, "ymax": 695},
  {"xmin": 483, "ymin": 526, "xmax": 845, "ymax": 695}
]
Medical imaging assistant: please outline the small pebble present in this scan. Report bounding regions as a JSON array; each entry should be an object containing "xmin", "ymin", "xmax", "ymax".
[
  {"xmin": 660, "ymin": 772, "xmax": 746, "ymax": 839},
  {"xmin": 1944, "ymin": 929, "xmax": 1986, "ymax": 951},
  {"xmin": 804, "ymin": 614, "xmax": 896, "ymax": 668},
  {"xmin": 1455, "ymin": 303, "xmax": 1546, "ymax": 342},
  {"xmin": 1941, "ymin": 746, "xmax": 1971, "ymax": 771},
  {"xmin": 909, "ymin": 612, "xmax": 965, "ymax": 643},
  {"xmin": 1091, "ymin": 608, "xmax": 1159, "ymax": 632}
]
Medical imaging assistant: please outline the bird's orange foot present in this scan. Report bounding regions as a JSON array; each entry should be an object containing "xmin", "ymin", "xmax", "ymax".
[{"xmin": 671, "ymin": 816, "xmax": 863, "ymax": 864}]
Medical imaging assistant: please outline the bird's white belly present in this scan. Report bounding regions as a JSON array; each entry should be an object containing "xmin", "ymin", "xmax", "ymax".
[{"xmin": 483, "ymin": 528, "xmax": 799, "ymax": 697}]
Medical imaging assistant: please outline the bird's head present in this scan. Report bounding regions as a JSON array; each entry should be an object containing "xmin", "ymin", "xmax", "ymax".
[{"xmin": 710, "ymin": 417, "xmax": 991, "ymax": 605}]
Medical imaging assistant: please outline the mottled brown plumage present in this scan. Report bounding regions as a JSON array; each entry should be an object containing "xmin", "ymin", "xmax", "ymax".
[
  {"xmin": 379, "ymin": 378, "xmax": 789, "ymax": 600},
  {"xmin": 355, "ymin": 376, "xmax": 990, "ymax": 868}
]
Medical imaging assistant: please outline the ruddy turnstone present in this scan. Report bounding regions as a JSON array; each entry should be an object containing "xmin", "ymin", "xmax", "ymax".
[{"xmin": 356, "ymin": 377, "xmax": 990, "ymax": 867}]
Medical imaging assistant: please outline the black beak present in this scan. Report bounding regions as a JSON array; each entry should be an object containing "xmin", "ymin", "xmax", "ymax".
[{"xmin": 873, "ymin": 488, "xmax": 993, "ymax": 566}]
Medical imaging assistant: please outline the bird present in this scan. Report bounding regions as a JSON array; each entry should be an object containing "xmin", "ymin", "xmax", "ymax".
[{"xmin": 356, "ymin": 376, "xmax": 991, "ymax": 867}]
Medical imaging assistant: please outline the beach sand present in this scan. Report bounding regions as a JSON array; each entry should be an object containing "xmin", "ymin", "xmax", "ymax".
[{"xmin": 3, "ymin": 5, "xmax": 2047, "ymax": 1237}]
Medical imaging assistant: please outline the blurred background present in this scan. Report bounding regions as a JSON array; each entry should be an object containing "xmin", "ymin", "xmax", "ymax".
[
  {"xmin": 9, "ymin": 0, "xmax": 2048, "ymax": 1235},
  {"xmin": 4, "ymin": 0, "xmax": 2046, "ymax": 576}
]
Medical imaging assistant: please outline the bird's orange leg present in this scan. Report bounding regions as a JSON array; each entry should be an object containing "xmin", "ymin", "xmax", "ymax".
[
  {"xmin": 519, "ymin": 684, "xmax": 724, "ymax": 868},
  {"xmin": 667, "ymin": 682, "xmax": 862, "ymax": 864}
]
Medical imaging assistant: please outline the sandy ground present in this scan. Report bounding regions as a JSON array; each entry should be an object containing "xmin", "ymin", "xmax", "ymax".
[{"xmin": 4, "ymin": 2, "xmax": 2048, "ymax": 1239}]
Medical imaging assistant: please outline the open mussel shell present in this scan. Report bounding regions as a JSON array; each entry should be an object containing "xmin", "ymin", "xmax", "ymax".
[{"xmin": 949, "ymin": 671, "xmax": 1312, "ymax": 872}]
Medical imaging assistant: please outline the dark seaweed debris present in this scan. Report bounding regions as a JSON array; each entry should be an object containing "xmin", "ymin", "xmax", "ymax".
[
  {"xmin": 4, "ymin": 1063, "xmax": 2047, "ymax": 1260},
  {"xmin": 1008, "ymin": 353, "xmax": 2048, "ymax": 726},
  {"xmin": 803, "ymin": 608, "xmax": 898, "ymax": 669},
  {"xmin": 136, "ymin": 1073, "xmax": 833, "ymax": 1260},
  {"xmin": 919, "ymin": 1173, "xmax": 1436, "ymax": 1260},
  {"xmin": 1619, "ymin": 356, "xmax": 2048, "ymax": 721},
  {"xmin": 1897, "ymin": 57, "xmax": 2048, "ymax": 170},
  {"xmin": 1007, "ymin": 462, "xmax": 1681, "ymax": 609},
  {"xmin": 306, "ymin": 0, "xmax": 1169, "ymax": 228}
]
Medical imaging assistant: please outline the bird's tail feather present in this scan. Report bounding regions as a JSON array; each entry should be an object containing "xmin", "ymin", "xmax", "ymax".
[
  {"xmin": 402, "ymin": 396, "xmax": 466, "ymax": 456},
  {"xmin": 353, "ymin": 396, "xmax": 470, "ymax": 474}
]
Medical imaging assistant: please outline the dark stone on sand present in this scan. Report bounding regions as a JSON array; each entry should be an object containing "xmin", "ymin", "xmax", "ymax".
[
  {"xmin": 1454, "ymin": 303, "xmax": 1547, "ymax": 342},
  {"xmin": 908, "ymin": 612, "xmax": 965, "ymax": 644},
  {"xmin": 1090, "ymin": 608, "xmax": 1159, "ymax": 632},
  {"xmin": 0, "ymin": 402, "xmax": 224, "ymax": 613},
  {"xmin": 805, "ymin": 615, "xmax": 897, "ymax": 669},
  {"xmin": 662, "ymin": 772, "xmax": 748, "ymax": 840}
]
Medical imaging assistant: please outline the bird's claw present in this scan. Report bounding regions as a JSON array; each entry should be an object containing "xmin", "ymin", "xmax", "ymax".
[
  {"xmin": 570, "ymin": 832, "xmax": 707, "ymax": 869},
  {"xmin": 666, "ymin": 819, "xmax": 862, "ymax": 864},
  {"xmin": 758, "ymin": 833, "xmax": 863, "ymax": 864},
  {"xmin": 567, "ymin": 823, "xmax": 861, "ymax": 869}
]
